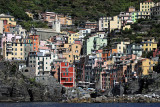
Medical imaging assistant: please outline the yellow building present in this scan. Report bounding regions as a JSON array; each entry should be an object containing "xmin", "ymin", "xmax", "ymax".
[
  {"xmin": 66, "ymin": 17, "xmax": 72, "ymax": 25},
  {"xmin": 25, "ymin": 12, "xmax": 34, "ymax": 19},
  {"xmin": 142, "ymin": 58, "xmax": 154, "ymax": 75},
  {"xmin": 67, "ymin": 31, "xmax": 80, "ymax": 44},
  {"xmin": 142, "ymin": 37, "xmax": 157, "ymax": 51},
  {"xmin": 3, "ymin": 39, "xmax": 33, "ymax": 60},
  {"xmin": 123, "ymin": 25, "xmax": 131, "ymax": 30},
  {"xmin": 58, "ymin": 16, "xmax": 72, "ymax": 26},
  {"xmin": 63, "ymin": 43, "xmax": 81, "ymax": 63},
  {"xmin": 0, "ymin": 14, "xmax": 16, "ymax": 25},
  {"xmin": 140, "ymin": 0, "xmax": 155, "ymax": 12}
]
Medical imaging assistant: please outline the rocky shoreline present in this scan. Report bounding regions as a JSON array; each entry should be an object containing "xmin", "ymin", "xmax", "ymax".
[{"xmin": 65, "ymin": 95, "xmax": 160, "ymax": 103}]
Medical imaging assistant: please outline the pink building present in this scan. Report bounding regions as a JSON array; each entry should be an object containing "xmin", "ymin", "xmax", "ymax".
[{"xmin": 153, "ymin": 49, "xmax": 160, "ymax": 57}]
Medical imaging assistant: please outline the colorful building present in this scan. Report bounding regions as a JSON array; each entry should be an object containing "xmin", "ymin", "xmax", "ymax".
[
  {"xmin": 4, "ymin": 24, "xmax": 16, "ymax": 33},
  {"xmin": 86, "ymin": 34, "xmax": 107, "ymax": 55},
  {"xmin": 30, "ymin": 35, "xmax": 39, "ymax": 51},
  {"xmin": 99, "ymin": 16, "xmax": 121, "ymax": 31},
  {"xmin": 3, "ymin": 39, "xmax": 33, "ymax": 60},
  {"xmin": 140, "ymin": 0, "xmax": 155, "ymax": 12},
  {"xmin": 60, "ymin": 62, "xmax": 75, "ymax": 87},
  {"xmin": 142, "ymin": 58, "xmax": 154, "ymax": 75},
  {"xmin": 63, "ymin": 43, "xmax": 82, "ymax": 63},
  {"xmin": 126, "ymin": 44, "xmax": 143, "ymax": 57},
  {"xmin": 67, "ymin": 31, "xmax": 80, "ymax": 44},
  {"xmin": 142, "ymin": 37, "xmax": 157, "ymax": 51},
  {"xmin": 0, "ymin": 14, "xmax": 16, "ymax": 25},
  {"xmin": 117, "ymin": 41, "xmax": 130, "ymax": 53}
]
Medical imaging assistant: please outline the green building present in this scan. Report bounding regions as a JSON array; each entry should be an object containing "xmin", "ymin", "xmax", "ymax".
[{"xmin": 86, "ymin": 33, "xmax": 107, "ymax": 55}]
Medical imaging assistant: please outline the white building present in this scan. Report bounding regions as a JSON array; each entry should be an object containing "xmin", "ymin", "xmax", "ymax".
[
  {"xmin": 52, "ymin": 15, "xmax": 61, "ymax": 33},
  {"xmin": 117, "ymin": 41, "xmax": 130, "ymax": 53},
  {"xmin": 28, "ymin": 52, "xmax": 57, "ymax": 77},
  {"xmin": 79, "ymin": 28, "xmax": 91, "ymax": 39}
]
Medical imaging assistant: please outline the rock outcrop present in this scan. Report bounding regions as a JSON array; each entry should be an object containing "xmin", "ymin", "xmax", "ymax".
[{"xmin": 0, "ymin": 61, "xmax": 64, "ymax": 102}]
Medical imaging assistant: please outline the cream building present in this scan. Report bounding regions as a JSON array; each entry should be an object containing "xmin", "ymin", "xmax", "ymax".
[
  {"xmin": 117, "ymin": 41, "xmax": 130, "ymax": 53},
  {"xmin": 99, "ymin": 15, "xmax": 121, "ymax": 31},
  {"xmin": 3, "ymin": 39, "xmax": 33, "ymax": 60},
  {"xmin": 0, "ymin": 14, "xmax": 16, "ymax": 25},
  {"xmin": 140, "ymin": 0, "xmax": 155, "ymax": 12}
]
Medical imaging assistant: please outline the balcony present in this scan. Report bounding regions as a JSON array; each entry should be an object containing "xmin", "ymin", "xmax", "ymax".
[
  {"xmin": 131, "ymin": 47, "xmax": 142, "ymax": 50},
  {"xmin": 7, "ymin": 47, "xmax": 12, "ymax": 50},
  {"xmin": 39, "ymin": 69, "xmax": 43, "ymax": 71},
  {"xmin": 7, "ymin": 42, "xmax": 12, "ymax": 44}
]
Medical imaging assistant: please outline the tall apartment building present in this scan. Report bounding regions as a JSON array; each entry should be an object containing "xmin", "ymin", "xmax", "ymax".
[
  {"xmin": 29, "ymin": 35, "xmax": 39, "ymax": 52},
  {"xmin": 60, "ymin": 62, "xmax": 75, "ymax": 87},
  {"xmin": 28, "ymin": 52, "xmax": 55, "ymax": 77},
  {"xmin": 3, "ymin": 39, "xmax": 33, "ymax": 60}
]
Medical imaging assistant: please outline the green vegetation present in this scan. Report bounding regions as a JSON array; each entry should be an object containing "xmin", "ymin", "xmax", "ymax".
[
  {"xmin": 18, "ymin": 21, "xmax": 48, "ymax": 31},
  {"xmin": 0, "ymin": 0, "xmax": 158, "ymax": 22},
  {"xmin": 142, "ymin": 51, "xmax": 153, "ymax": 58}
]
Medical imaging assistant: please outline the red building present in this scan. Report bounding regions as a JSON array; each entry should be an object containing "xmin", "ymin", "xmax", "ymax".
[
  {"xmin": 60, "ymin": 62, "xmax": 75, "ymax": 87},
  {"xmin": 30, "ymin": 35, "xmax": 39, "ymax": 51}
]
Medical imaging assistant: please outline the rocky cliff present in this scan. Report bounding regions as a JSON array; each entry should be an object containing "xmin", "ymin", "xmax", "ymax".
[{"xmin": 0, "ymin": 61, "xmax": 64, "ymax": 102}]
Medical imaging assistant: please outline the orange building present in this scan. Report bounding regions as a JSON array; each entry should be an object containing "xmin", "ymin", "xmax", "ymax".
[
  {"xmin": 30, "ymin": 35, "xmax": 39, "ymax": 51},
  {"xmin": 102, "ymin": 49, "xmax": 117, "ymax": 61},
  {"xmin": 4, "ymin": 24, "xmax": 15, "ymax": 33}
]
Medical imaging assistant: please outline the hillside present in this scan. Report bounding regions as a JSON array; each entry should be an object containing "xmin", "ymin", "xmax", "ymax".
[{"xmin": 0, "ymin": 0, "xmax": 159, "ymax": 22}]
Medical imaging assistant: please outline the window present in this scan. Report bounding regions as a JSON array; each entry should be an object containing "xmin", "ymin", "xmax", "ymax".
[
  {"xmin": 20, "ymin": 43, "xmax": 22, "ymax": 46},
  {"xmin": 63, "ymin": 73, "xmax": 65, "ymax": 76},
  {"xmin": 46, "ymin": 67, "xmax": 47, "ymax": 69},
  {"xmin": 46, "ymin": 62, "xmax": 47, "ymax": 64},
  {"xmin": 66, "ymin": 78, "xmax": 68, "ymax": 81},
  {"xmin": 15, "ymin": 53, "xmax": 17, "ymax": 55},
  {"xmin": 70, "ymin": 78, "xmax": 72, "ymax": 81},
  {"xmin": 15, "ymin": 43, "xmax": 17, "ymax": 46},
  {"xmin": 76, "ymin": 46, "xmax": 78, "ymax": 48},
  {"xmin": 69, "ymin": 55, "xmax": 70, "ymax": 57},
  {"xmin": 146, "ymin": 44, "xmax": 148, "ymax": 46},
  {"xmin": 15, "ymin": 48, "xmax": 17, "ymax": 51},
  {"xmin": 66, "ymin": 73, "xmax": 68, "ymax": 76},
  {"xmin": 34, "ymin": 43, "xmax": 36, "ymax": 45},
  {"xmin": 65, "ymin": 63, "xmax": 67, "ymax": 66},
  {"xmin": 21, "ymin": 48, "xmax": 22, "ymax": 51},
  {"xmin": 34, "ymin": 47, "xmax": 36, "ymax": 49},
  {"xmin": 21, "ymin": 53, "xmax": 22, "ymax": 55}
]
